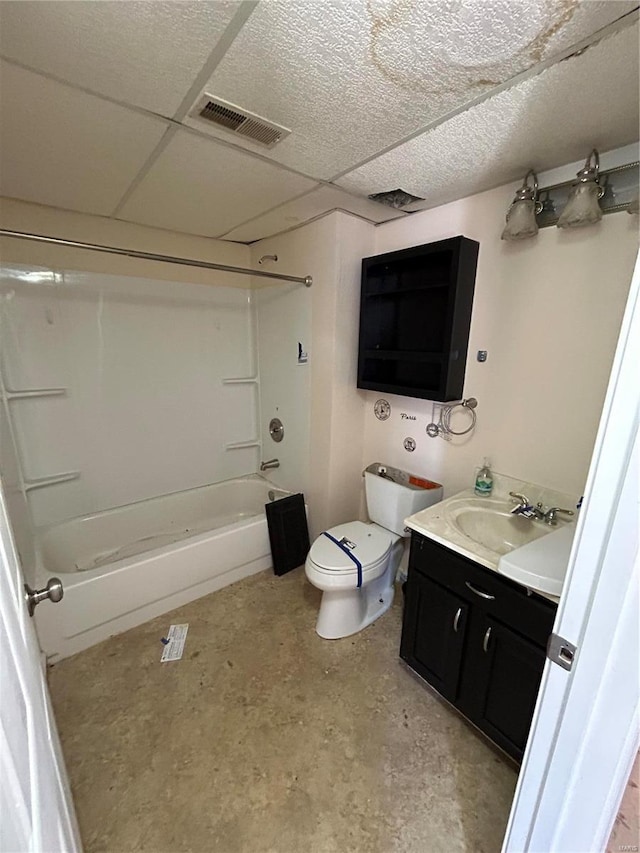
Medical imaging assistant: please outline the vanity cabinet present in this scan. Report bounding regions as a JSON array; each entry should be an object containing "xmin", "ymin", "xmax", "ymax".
[
  {"xmin": 400, "ymin": 533, "xmax": 556, "ymax": 762},
  {"xmin": 357, "ymin": 236, "xmax": 479, "ymax": 402}
]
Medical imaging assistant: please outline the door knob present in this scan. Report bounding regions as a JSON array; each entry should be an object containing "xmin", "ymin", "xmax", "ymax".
[{"xmin": 24, "ymin": 578, "xmax": 64, "ymax": 617}]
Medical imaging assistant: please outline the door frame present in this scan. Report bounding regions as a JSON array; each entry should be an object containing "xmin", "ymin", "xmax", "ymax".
[
  {"xmin": 504, "ymin": 248, "xmax": 640, "ymax": 851},
  {"xmin": 1, "ymin": 248, "xmax": 637, "ymax": 848}
]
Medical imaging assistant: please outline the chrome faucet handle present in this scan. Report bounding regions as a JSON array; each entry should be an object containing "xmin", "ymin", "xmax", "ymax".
[
  {"xmin": 509, "ymin": 491, "xmax": 530, "ymax": 506},
  {"xmin": 544, "ymin": 507, "xmax": 575, "ymax": 526}
]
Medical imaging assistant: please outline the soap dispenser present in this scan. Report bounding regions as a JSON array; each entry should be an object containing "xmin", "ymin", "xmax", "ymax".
[{"xmin": 474, "ymin": 459, "xmax": 493, "ymax": 496}]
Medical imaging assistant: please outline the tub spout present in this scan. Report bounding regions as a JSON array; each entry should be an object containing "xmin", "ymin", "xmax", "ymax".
[{"xmin": 260, "ymin": 459, "xmax": 280, "ymax": 471}]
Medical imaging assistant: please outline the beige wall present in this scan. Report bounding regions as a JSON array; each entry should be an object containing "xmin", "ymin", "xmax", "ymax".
[
  {"xmin": 325, "ymin": 213, "xmax": 372, "ymax": 528},
  {"xmin": 249, "ymin": 221, "xmax": 318, "ymax": 506},
  {"xmin": 364, "ymin": 185, "xmax": 639, "ymax": 498},
  {"xmin": 251, "ymin": 212, "xmax": 373, "ymax": 538},
  {"xmin": 252, "ymin": 188, "xmax": 638, "ymax": 535},
  {"xmin": 0, "ymin": 197, "xmax": 250, "ymax": 284},
  {"xmin": 2, "ymin": 189, "xmax": 636, "ymax": 540}
]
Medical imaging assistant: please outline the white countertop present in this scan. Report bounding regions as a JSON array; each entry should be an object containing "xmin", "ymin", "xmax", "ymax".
[
  {"xmin": 404, "ymin": 485, "xmax": 575, "ymax": 603},
  {"xmin": 499, "ymin": 525, "xmax": 575, "ymax": 598}
]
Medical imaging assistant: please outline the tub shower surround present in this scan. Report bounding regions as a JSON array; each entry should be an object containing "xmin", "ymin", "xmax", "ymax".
[
  {"xmin": 0, "ymin": 264, "xmax": 259, "ymax": 531},
  {"xmin": 0, "ymin": 263, "xmax": 302, "ymax": 659},
  {"xmin": 34, "ymin": 476, "xmax": 288, "ymax": 661}
]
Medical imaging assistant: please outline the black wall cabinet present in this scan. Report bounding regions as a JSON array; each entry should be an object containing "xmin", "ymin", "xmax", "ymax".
[
  {"xmin": 401, "ymin": 534, "xmax": 557, "ymax": 762},
  {"xmin": 357, "ymin": 236, "xmax": 479, "ymax": 402}
]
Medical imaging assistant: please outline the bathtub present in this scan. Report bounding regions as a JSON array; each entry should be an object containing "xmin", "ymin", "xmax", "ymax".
[{"xmin": 33, "ymin": 475, "xmax": 289, "ymax": 661}]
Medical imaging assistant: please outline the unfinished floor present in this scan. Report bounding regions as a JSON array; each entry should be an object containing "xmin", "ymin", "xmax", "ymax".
[{"xmin": 48, "ymin": 569, "xmax": 517, "ymax": 853}]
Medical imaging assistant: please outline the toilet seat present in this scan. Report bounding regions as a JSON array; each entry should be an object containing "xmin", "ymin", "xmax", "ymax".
[{"xmin": 307, "ymin": 521, "xmax": 393, "ymax": 577}]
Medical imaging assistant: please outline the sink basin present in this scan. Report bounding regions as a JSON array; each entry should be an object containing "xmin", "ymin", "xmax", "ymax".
[
  {"xmin": 447, "ymin": 503, "xmax": 549, "ymax": 556},
  {"xmin": 405, "ymin": 485, "xmax": 577, "ymax": 598}
]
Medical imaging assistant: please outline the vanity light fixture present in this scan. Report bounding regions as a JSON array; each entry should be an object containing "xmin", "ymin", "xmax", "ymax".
[
  {"xmin": 501, "ymin": 169, "xmax": 543, "ymax": 241},
  {"xmin": 500, "ymin": 151, "xmax": 639, "ymax": 237},
  {"xmin": 557, "ymin": 149, "xmax": 605, "ymax": 229},
  {"xmin": 628, "ymin": 195, "xmax": 639, "ymax": 215}
]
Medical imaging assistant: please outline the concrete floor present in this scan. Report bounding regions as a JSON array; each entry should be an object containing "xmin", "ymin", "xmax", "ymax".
[{"xmin": 48, "ymin": 569, "xmax": 517, "ymax": 853}]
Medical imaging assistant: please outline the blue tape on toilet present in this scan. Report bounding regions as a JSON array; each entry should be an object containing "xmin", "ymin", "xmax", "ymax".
[{"xmin": 321, "ymin": 531, "xmax": 362, "ymax": 588}]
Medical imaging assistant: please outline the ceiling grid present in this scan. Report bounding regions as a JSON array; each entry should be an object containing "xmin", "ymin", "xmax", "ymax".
[{"xmin": 0, "ymin": 0, "xmax": 637, "ymax": 243}]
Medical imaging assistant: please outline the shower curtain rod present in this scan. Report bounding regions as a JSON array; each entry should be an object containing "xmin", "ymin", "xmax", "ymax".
[{"xmin": 0, "ymin": 228, "xmax": 313, "ymax": 287}]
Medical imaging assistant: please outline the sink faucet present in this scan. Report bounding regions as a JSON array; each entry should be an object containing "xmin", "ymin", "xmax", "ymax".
[
  {"xmin": 538, "ymin": 504, "xmax": 574, "ymax": 526},
  {"xmin": 260, "ymin": 458, "xmax": 280, "ymax": 471},
  {"xmin": 509, "ymin": 492, "xmax": 574, "ymax": 525}
]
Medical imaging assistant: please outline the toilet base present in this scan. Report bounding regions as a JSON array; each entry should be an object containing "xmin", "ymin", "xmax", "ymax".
[{"xmin": 314, "ymin": 550, "xmax": 400, "ymax": 640}]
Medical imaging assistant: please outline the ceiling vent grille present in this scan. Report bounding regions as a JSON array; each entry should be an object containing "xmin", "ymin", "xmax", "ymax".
[{"xmin": 192, "ymin": 94, "xmax": 290, "ymax": 149}]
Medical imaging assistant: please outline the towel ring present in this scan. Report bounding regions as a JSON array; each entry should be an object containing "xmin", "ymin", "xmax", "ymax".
[{"xmin": 440, "ymin": 398, "xmax": 477, "ymax": 436}]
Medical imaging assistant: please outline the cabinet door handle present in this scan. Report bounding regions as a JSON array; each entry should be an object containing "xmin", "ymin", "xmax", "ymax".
[
  {"xmin": 483, "ymin": 626, "xmax": 492, "ymax": 652},
  {"xmin": 465, "ymin": 581, "xmax": 495, "ymax": 601},
  {"xmin": 453, "ymin": 607, "xmax": 462, "ymax": 633}
]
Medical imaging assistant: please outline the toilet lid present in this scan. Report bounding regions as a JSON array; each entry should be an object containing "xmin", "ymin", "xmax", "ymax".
[{"xmin": 309, "ymin": 521, "xmax": 392, "ymax": 573}]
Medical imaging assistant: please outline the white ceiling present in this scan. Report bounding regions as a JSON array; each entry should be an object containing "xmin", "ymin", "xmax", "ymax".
[{"xmin": 0, "ymin": 0, "xmax": 638, "ymax": 244}]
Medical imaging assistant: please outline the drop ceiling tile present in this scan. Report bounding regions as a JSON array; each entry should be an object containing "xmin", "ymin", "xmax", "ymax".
[
  {"xmin": 0, "ymin": 1, "xmax": 242, "ymax": 116},
  {"xmin": 336, "ymin": 23, "xmax": 640, "ymax": 209},
  {"xmin": 189, "ymin": 0, "xmax": 636, "ymax": 178},
  {"xmin": 221, "ymin": 185, "xmax": 406, "ymax": 242},
  {"xmin": 117, "ymin": 131, "xmax": 317, "ymax": 238},
  {"xmin": 0, "ymin": 61, "xmax": 168, "ymax": 216}
]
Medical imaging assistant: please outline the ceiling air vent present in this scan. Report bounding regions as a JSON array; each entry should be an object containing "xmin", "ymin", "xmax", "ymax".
[
  {"xmin": 192, "ymin": 94, "xmax": 290, "ymax": 149},
  {"xmin": 368, "ymin": 189, "xmax": 425, "ymax": 209}
]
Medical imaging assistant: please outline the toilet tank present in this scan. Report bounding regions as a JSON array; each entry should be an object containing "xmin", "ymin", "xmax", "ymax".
[{"xmin": 364, "ymin": 463, "xmax": 443, "ymax": 536}]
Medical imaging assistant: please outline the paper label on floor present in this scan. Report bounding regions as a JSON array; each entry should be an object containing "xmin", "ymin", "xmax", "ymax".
[{"xmin": 160, "ymin": 624, "xmax": 189, "ymax": 662}]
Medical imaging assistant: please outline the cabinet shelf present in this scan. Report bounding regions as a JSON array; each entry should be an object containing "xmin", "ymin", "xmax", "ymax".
[
  {"xmin": 364, "ymin": 282, "xmax": 449, "ymax": 298},
  {"xmin": 363, "ymin": 350, "xmax": 444, "ymax": 363},
  {"xmin": 358, "ymin": 379, "xmax": 440, "ymax": 398}
]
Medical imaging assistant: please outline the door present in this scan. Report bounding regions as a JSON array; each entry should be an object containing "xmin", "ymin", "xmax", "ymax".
[
  {"xmin": 401, "ymin": 571, "xmax": 469, "ymax": 703},
  {"xmin": 470, "ymin": 618, "xmax": 546, "ymax": 762},
  {"xmin": 504, "ymin": 251, "xmax": 640, "ymax": 850},
  {"xmin": 0, "ymin": 478, "xmax": 80, "ymax": 852}
]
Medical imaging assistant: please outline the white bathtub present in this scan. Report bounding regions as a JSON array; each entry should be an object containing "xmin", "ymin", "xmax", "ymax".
[{"xmin": 34, "ymin": 476, "xmax": 289, "ymax": 661}]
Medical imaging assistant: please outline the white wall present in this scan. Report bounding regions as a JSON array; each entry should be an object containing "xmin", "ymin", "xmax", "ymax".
[{"xmin": 363, "ymin": 185, "xmax": 639, "ymax": 498}]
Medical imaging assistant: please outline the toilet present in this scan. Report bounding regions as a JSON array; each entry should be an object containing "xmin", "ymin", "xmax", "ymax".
[{"xmin": 305, "ymin": 463, "xmax": 443, "ymax": 639}]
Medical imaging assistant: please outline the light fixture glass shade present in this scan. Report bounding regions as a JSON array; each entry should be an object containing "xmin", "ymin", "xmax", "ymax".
[
  {"xmin": 501, "ymin": 169, "xmax": 541, "ymax": 241},
  {"xmin": 557, "ymin": 149, "xmax": 604, "ymax": 229},
  {"xmin": 501, "ymin": 198, "xmax": 539, "ymax": 240}
]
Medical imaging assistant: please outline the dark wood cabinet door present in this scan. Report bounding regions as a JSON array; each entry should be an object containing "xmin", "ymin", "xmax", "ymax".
[
  {"xmin": 400, "ymin": 571, "xmax": 469, "ymax": 703},
  {"xmin": 402, "ymin": 533, "xmax": 556, "ymax": 762},
  {"xmin": 468, "ymin": 617, "xmax": 547, "ymax": 761}
]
